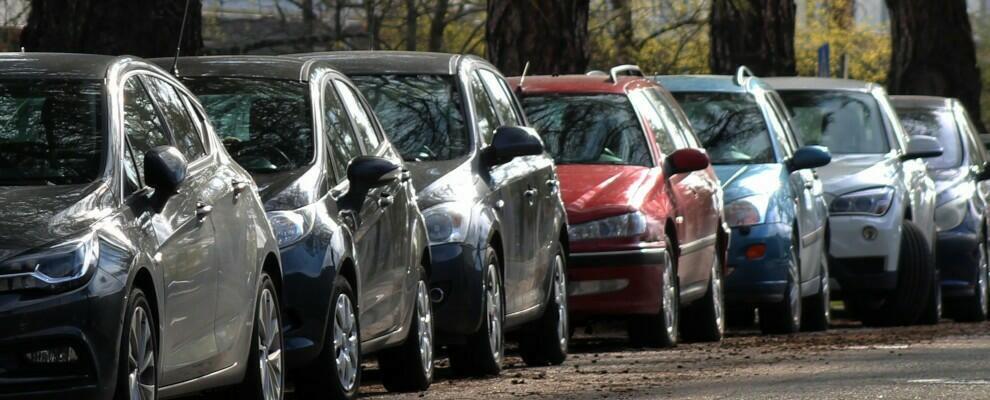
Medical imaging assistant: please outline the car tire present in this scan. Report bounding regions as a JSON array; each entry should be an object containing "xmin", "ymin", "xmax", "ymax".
[
  {"xmin": 628, "ymin": 240, "xmax": 679, "ymax": 348},
  {"xmin": 449, "ymin": 246, "xmax": 504, "ymax": 377},
  {"xmin": 860, "ymin": 220, "xmax": 934, "ymax": 327},
  {"xmin": 519, "ymin": 243, "xmax": 569, "ymax": 366},
  {"xmin": 759, "ymin": 235, "xmax": 802, "ymax": 334},
  {"xmin": 236, "ymin": 272, "xmax": 285, "ymax": 400},
  {"xmin": 681, "ymin": 249, "xmax": 725, "ymax": 342},
  {"xmin": 380, "ymin": 266, "xmax": 434, "ymax": 392},
  {"xmin": 295, "ymin": 278, "xmax": 361, "ymax": 400},
  {"xmin": 949, "ymin": 239, "xmax": 989, "ymax": 322},
  {"xmin": 802, "ymin": 253, "xmax": 831, "ymax": 332},
  {"xmin": 918, "ymin": 269, "xmax": 942, "ymax": 325},
  {"xmin": 116, "ymin": 288, "xmax": 158, "ymax": 400}
]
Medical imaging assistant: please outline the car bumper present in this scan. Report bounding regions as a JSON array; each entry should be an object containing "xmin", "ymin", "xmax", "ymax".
[
  {"xmin": 724, "ymin": 223, "xmax": 792, "ymax": 304},
  {"xmin": 0, "ymin": 267, "xmax": 125, "ymax": 400},
  {"xmin": 566, "ymin": 247, "xmax": 667, "ymax": 316},
  {"xmin": 827, "ymin": 212, "xmax": 901, "ymax": 292},
  {"xmin": 936, "ymin": 216, "xmax": 982, "ymax": 298},
  {"xmin": 279, "ymin": 233, "xmax": 337, "ymax": 370},
  {"xmin": 429, "ymin": 242, "xmax": 485, "ymax": 341}
]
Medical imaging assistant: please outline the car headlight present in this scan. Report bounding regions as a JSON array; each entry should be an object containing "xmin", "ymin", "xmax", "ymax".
[
  {"xmin": 829, "ymin": 187, "xmax": 894, "ymax": 216},
  {"xmin": 0, "ymin": 233, "xmax": 99, "ymax": 293},
  {"xmin": 423, "ymin": 203, "xmax": 472, "ymax": 244},
  {"xmin": 267, "ymin": 204, "xmax": 317, "ymax": 248},
  {"xmin": 725, "ymin": 194, "xmax": 772, "ymax": 228},
  {"xmin": 935, "ymin": 195, "xmax": 969, "ymax": 232},
  {"xmin": 568, "ymin": 212, "xmax": 647, "ymax": 241}
]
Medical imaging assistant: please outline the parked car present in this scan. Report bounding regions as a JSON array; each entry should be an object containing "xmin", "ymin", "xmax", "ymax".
[
  {"xmin": 766, "ymin": 77, "xmax": 943, "ymax": 326},
  {"xmin": 511, "ymin": 66, "xmax": 728, "ymax": 346},
  {"xmin": 892, "ymin": 95, "xmax": 990, "ymax": 322},
  {"xmin": 158, "ymin": 56, "xmax": 433, "ymax": 398},
  {"xmin": 659, "ymin": 69, "xmax": 833, "ymax": 334},
  {"xmin": 0, "ymin": 53, "xmax": 284, "ymax": 400},
  {"xmin": 291, "ymin": 51, "xmax": 570, "ymax": 375}
]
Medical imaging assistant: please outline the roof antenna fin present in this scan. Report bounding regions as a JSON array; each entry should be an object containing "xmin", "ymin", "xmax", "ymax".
[{"xmin": 171, "ymin": 0, "xmax": 193, "ymax": 77}]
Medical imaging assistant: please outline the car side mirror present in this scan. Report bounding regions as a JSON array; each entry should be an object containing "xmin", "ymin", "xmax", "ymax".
[
  {"xmin": 347, "ymin": 156, "xmax": 401, "ymax": 189},
  {"xmin": 665, "ymin": 148, "xmax": 710, "ymax": 175},
  {"xmin": 144, "ymin": 146, "xmax": 188, "ymax": 213},
  {"xmin": 789, "ymin": 145, "xmax": 831, "ymax": 171},
  {"xmin": 482, "ymin": 126, "xmax": 544, "ymax": 166},
  {"xmin": 901, "ymin": 136, "xmax": 943, "ymax": 160}
]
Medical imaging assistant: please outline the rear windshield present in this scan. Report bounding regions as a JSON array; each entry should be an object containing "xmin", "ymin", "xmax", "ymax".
[
  {"xmin": 351, "ymin": 75, "xmax": 469, "ymax": 162},
  {"xmin": 778, "ymin": 90, "xmax": 890, "ymax": 154},
  {"xmin": 183, "ymin": 77, "xmax": 314, "ymax": 174},
  {"xmin": 0, "ymin": 79, "xmax": 105, "ymax": 186},
  {"xmin": 896, "ymin": 107, "xmax": 963, "ymax": 169},
  {"xmin": 672, "ymin": 91, "xmax": 774, "ymax": 165},
  {"xmin": 521, "ymin": 94, "xmax": 652, "ymax": 167}
]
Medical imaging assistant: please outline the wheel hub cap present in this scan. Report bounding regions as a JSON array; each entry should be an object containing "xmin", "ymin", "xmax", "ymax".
[
  {"xmin": 333, "ymin": 294, "xmax": 359, "ymax": 392},
  {"xmin": 128, "ymin": 306, "xmax": 155, "ymax": 400},
  {"xmin": 258, "ymin": 288, "xmax": 283, "ymax": 400},
  {"xmin": 553, "ymin": 255, "xmax": 568, "ymax": 352},
  {"xmin": 416, "ymin": 281, "xmax": 434, "ymax": 379},
  {"xmin": 486, "ymin": 263, "xmax": 503, "ymax": 362}
]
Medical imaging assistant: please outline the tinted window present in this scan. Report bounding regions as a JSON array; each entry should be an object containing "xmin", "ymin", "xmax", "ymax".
[
  {"xmin": 778, "ymin": 90, "xmax": 890, "ymax": 154},
  {"xmin": 183, "ymin": 77, "xmax": 314, "ymax": 174},
  {"xmin": 478, "ymin": 70, "xmax": 522, "ymax": 126},
  {"xmin": 896, "ymin": 107, "xmax": 963, "ymax": 169},
  {"xmin": 323, "ymin": 85, "xmax": 362, "ymax": 175},
  {"xmin": 144, "ymin": 76, "xmax": 206, "ymax": 161},
  {"xmin": 468, "ymin": 72, "xmax": 500, "ymax": 144},
  {"xmin": 0, "ymin": 79, "xmax": 104, "ymax": 185},
  {"xmin": 334, "ymin": 81, "xmax": 380, "ymax": 153},
  {"xmin": 522, "ymin": 94, "xmax": 652, "ymax": 167},
  {"xmin": 673, "ymin": 91, "xmax": 775, "ymax": 164},
  {"xmin": 123, "ymin": 77, "xmax": 170, "ymax": 176}
]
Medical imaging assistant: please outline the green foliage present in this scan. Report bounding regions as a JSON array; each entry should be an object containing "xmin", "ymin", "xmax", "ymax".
[
  {"xmin": 974, "ymin": 14, "xmax": 990, "ymax": 130},
  {"xmin": 794, "ymin": 0, "xmax": 890, "ymax": 83}
]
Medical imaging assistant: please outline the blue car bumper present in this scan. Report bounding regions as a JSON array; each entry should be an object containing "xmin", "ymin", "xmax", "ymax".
[
  {"xmin": 936, "ymin": 213, "xmax": 983, "ymax": 298},
  {"xmin": 724, "ymin": 223, "xmax": 793, "ymax": 304}
]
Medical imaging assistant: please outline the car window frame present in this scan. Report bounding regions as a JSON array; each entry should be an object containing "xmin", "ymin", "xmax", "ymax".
[
  {"xmin": 141, "ymin": 74, "xmax": 209, "ymax": 164},
  {"xmin": 324, "ymin": 78, "xmax": 365, "ymax": 182},
  {"xmin": 477, "ymin": 68, "xmax": 523, "ymax": 127},
  {"xmin": 333, "ymin": 79, "xmax": 384, "ymax": 156},
  {"xmin": 465, "ymin": 66, "xmax": 503, "ymax": 146}
]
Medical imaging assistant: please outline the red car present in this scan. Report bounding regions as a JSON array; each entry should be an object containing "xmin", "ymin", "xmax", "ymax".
[{"xmin": 510, "ymin": 68, "xmax": 728, "ymax": 346}]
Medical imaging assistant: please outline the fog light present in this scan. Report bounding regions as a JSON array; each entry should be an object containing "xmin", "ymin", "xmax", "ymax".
[
  {"xmin": 745, "ymin": 244, "xmax": 767, "ymax": 260},
  {"xmin": 24, "ymin": 346, "xmax": 78, "ymax": 364},
  {"xmin": 862, "ymin": 226, "xmax": 879, "ymax": 241}
]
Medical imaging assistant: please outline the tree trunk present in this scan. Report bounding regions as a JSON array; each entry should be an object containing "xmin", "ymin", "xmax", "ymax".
[
  {"xmin": 885, "ymin": 0, "xmax": 987, "ymax": 132},
  {"xmin": 405, "ymin": 0, "xmax": 418, "ymax": 51},
  {"xmin": 709, "ymin": 0, "xmax": 796, "ymax": 76},
  {"xmin": 21, "ymin": 0, "xmax": 202, "ymax": 58},
  {"xmin": 610, "ymin": 0, "xmax": 635, "ymax": 65},
  {"xmin": 486, "ymin": 0, "xmax": 590, "ymax": 76},
  {"xmin": 428, "ymin": 0, "xmax": 449, "ymax": 52},
  {"xmin": 301, "ymin": 0, "xmax": 316, "ymax": 51}
]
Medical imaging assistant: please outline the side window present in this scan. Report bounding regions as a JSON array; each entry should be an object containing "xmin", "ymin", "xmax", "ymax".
[
  {"xmin": 122, "ymin": 140, "xmax": 142, "ymax": 195},
  {"xmin": 324, "ymin": 83, "xmax": 363, "ymax": 176},
  {"xmin": 646, "ymin": 89, "xmax": 693, "ymax": 149},
  {"xmin": 629, "ymin": 90, "xmax": 681, "ymax": 155},
  {"xmin": 334, "ymin": 80, "xmax": 380, "ymax": 153},
  {"xmin": 144, "ymin": 76, "xmax": 206, "ymax": 161},
  {"xmin": 182, "ymin": 95, "xmax": 211, "ymax": 154},
  {"xmin": 765, "ymin": 94, "xmax": 798, "ymax": 155},
  {"xmin": 477, "ymin": 70, "xmax": 522, "ymax": 126},
  {"xmin": 957, "ymin": 105, "xmax": 987, "ymax": 166},
  {"xmin": 122, "ymin": 77, "xmax": 170, "ymax": 177},
  {"xmin": 468, "ymin": 71, "xmax": 500, "ymax": 144}
]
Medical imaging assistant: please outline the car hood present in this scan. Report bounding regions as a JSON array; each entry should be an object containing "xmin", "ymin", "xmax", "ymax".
[
  {"xmin": 254, "ymin": 165, "xmax": 326, "ymax": 212},
  {"xmin": 556, "ymin": 165, "xmax": 651, "ymax": 224},
  {"xmin": 411, "ymin": 156, "xmax": 483, "ymax": 211},
  {"xmin": 713, "ymin": 164, "xmax": 785, "ymax": 202},
  {"xmin": 814, "ymin": 153, "xmax": 899, "ymax": 196},
  {"xmin": 0, "ymin": 182, "xmax": 112, "ymax": 262}
]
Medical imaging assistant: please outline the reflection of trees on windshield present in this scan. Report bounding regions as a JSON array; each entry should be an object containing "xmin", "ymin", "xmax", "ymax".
[
  {"xmin": 0, "ymin": 80, "xmax": 104, "ymax": 185},
  {"xmin": 184, "ymin": 78, "xmax": 313, "ymax": 173},
  {"xmin": 522, "ymin": 94, "xmax": 652, "ymax": 167},
  {"xmin": 352, "ymin": 75, "xmax": 468, "ymax": 162},
  {"xmin": 779, "ymin": 91, "xmax": 889, "ymax": 154},
  {"xmin": 897, "ymin": 108, "xmax": 962, "ymax": 169},
  {"xmin": 673, "ymin": 92, "xmax": 773, "ymax": 164}
]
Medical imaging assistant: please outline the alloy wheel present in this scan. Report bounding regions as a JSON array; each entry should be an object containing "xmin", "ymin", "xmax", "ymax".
[
  {"xmin": 128, "ymin": 305, "xmax": 155, "ymax": 400},
  {"xmin": 710, "ymin": 255, "xmax": 725, "ymax": 336},
  {"xmin": 333, "ymin": 293, "xmax": 359, "ymax": 392},
  {"xmin": 485, "ymin": 263, "xmax": 504, "ymax": 364},
  {"xmin": 979, "ymin": 241, "xmax": 988, "ymax": 317},
  {"xmin": 257, "ymin": 287, "xmax": 283, "ymax": 400},
  {"xmin": 662, "ymin": 255, "xmax": 678, "ymax": 339},
  {"xmin": 416, "ymin": 280, "xmax": 434, "ymax": 380},
  {"xmin": 553, "ymin": 254, "xmax": 569, "ymax": 353},
  {"xmin": 821, "ymin": 257, "xmax": 832, "ymax": 324},
  {"xmin": 789, "ymin": 245, "xmax": 802, "ymax": 327}
]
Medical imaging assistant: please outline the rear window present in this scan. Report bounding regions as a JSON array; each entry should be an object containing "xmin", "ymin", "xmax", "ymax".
[
  {"xmin": 896, "ymin": 107, "xmax": 963, "ymax": 169},
  {"xmin": 672, "ymin": 91, "xmax": 774, "ymax": 165},
  {"xmin": 521, "ymin": 94, "xmax": 652, "ymax": 167}
]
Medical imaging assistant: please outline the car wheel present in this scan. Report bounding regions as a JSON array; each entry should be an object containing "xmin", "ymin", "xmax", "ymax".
[
  {"xmin": 802, "ymin": 253, "xmax": 831, "ymax": 332},
  {"xmin": 628, "ymin": 240, "xmax": 679, "ymax": 348},
  {"xmin": 449, "ymin": 246, "xmax": 504, "ymax": 376},
  {"xmin": 860, "ymin": 220, "xmax": 934, "ymax": 327},
  {"xmin": 295, "ymin": 278, "xmax": 361, "ymax": 400},
  {"xmin": 237, "ymin": 272, "xmax": 285, "ymax": 400},
  {"xmin": 520, "ymin": 243, "xmax": 569, "ymax": 366},
  {"xmin": 759, "ymin": 235, "xmax": 801, "ymax": 334},
  {"xmin": 380, "ymin": 266, "xmax": 434, "ymax": 392},
  {"xmin": 681, "ymin": 249, "xmax": 725, "ymax": 342},
  {"xmin": 949, "ymin": 238, "xmax": 989, "ymax": 322},
  {"xmin": 117, "ymin": 288, "xmax": 157, "ymax": 400}
]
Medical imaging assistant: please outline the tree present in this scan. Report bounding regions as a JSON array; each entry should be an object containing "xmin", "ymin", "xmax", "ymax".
[
  {"xmin": 609, "ymin": 0, "xmax": 636, "ymax": 65},
  {"xmin": 885, "ymin": 0, "xmax": 987, "ymax": 132},
  {"xmin": 21, "ymin": 0, "xmax": 202, "ymax": 58},
  {"xmin": 486, "ymin": 0, "xmax": 590, "ymax": 76},
  {"xmin": 709, "ymin": 0, "xmax": 796, "ymax": 76}
]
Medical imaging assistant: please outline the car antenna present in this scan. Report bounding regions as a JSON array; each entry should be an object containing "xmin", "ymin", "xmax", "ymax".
[
  {"xmin": 515, "ymin": 61, "xmax": 530, "ymax": 95},
  {"xmin": 171, "ymin": 0, "xmax": 193, "ymax": 77}
]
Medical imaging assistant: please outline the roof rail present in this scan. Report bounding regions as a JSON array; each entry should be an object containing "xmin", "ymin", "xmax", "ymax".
[
  {"xmin": 586, "ymin": 70, "xmax": 607, "ymax": 76},
  {"xmin": 609, "ymin": 64, "xmax": 644, "ymax": 83},
  {"xmin": 734, "ymin": 66, "xmax": 756, "ymax": 86}
]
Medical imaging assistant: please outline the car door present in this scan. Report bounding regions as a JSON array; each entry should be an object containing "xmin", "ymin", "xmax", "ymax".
[{"xmin": 123, "ymin": 75, "xmax": 220, "ymax": 384}]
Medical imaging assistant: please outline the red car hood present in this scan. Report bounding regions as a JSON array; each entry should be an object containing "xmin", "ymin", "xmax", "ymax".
[{"xmin": 557, "ymin": 165, "xmax": 653, "ymax": 224}]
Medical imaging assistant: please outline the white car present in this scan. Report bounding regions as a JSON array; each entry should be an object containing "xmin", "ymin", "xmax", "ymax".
[{"xmin": 766, "ymin": 78, "xmax": 943, "ymax": 326}]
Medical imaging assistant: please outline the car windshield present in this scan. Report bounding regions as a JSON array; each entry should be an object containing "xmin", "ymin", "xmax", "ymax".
[
  {"xmin": 183, "ymin": 77, "xmax": 313, "ymax": 174},
  {"xmin": 0, "ymin": 79, "xmax": 104, "ymax": 186},
  {"xmin": 778, "ymin": 90, "xmax": 890, "ymax": 154},
  {"xmin": 521, "ymin": 94, "xmax": 652, "ymax": 167},
  {"xmin": 351, "ymin": 75, "xmax": 469, "ymax": 162},
  {"xmin": 896, "ymin": 107, "xmax": 963, "ymax": 169},
  {"xmin": 672, "ymin": 92, "xmax": 774, "ymax": 164}
]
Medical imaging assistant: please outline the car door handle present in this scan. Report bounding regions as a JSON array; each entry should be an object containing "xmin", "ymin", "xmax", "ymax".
[
  {"xmin": 524, "ymin": 188, "xmax": 538, "ymax": 199},
  {"xmin": 400, "ymin": 169, "xmax": 412, "ymax": 183},
  {"xmin": 546, "ymin": 179, "xmax": 559, "ymax": 194},
  {"xmin": 804, "ymin": 182, "xmax": 814, "ymax": 189},
  {"xmin": 378, "ymin": 192, "xmax": 394, "ymax": 208},
  {"xmin": 196, "ymin": 202, "xmax": 213, "ymax": 221},
  {"xmin": 232, "ymin": 179, "xmax": 250, "ymax": 200}
]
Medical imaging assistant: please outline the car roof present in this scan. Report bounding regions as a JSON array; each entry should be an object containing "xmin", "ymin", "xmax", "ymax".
[
  {"xmin": 762, "ymin": 77, "xmax": 875, "ymax": 92},
  {"xmin": 654, "ymin": 74, "xmax": 774, "ymax": 94},
  {"xmin": 889, "ymin": 95, "xmax": 955, "ymax": 110},
  {"xmin": 0, "ymin": 52, "xmax": 126, "ymax": 79},
  {"xmin": 288, "ymin": 51, "xmax": 472, "ymax": 76},
  {"xmin": 509, "ymin": 74, "xmax": 659, "ymax": 95},
  {"xmin": 149, "ymin": 55, "xmax": 312, "ymax": 81}
]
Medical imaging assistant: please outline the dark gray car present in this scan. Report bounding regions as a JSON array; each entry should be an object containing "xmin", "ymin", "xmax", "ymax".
[{"xmin": 0, "ymin": 53, "xmax": 284, "ymax": 400}]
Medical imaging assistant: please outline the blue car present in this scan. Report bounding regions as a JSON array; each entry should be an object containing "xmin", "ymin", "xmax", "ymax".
[{"xmin": 657, "ymin": 68, "xmax": 832, "ymax": 334}]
